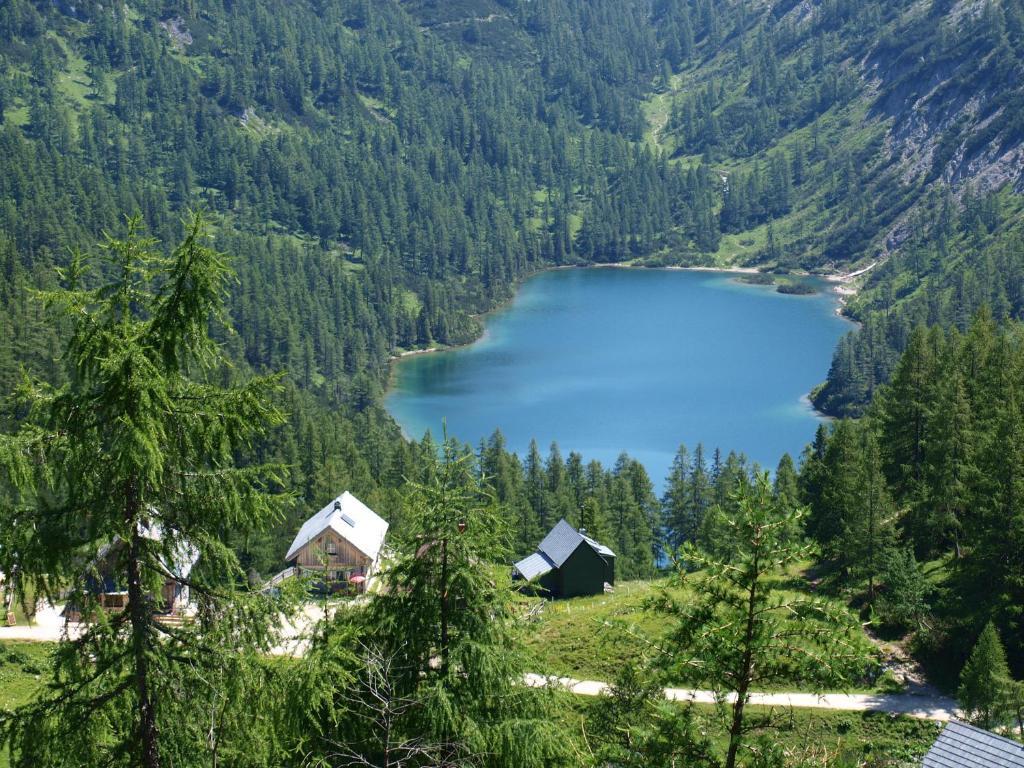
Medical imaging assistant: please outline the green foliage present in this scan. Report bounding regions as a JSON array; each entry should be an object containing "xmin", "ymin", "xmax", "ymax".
[
  {"xmin": 0, "ymin": 217, "xmax": 299, "ymax": 768},
  {"xmin": 958, "ymin": 622, "xmax": 1015, "ymax": 731},
  {"xmin": 801, "ymin": 311, "xmax": 1024, "ymax": 688},
  {"xmin": 874, "ymin": 547, "xmax": 930, "ymax": 634},
  {"xmin": 657, "ymin": 474, "xmax": 866, "ymax": 768},
  {"xmin": 352, "ymin": 441, "xmax": 568, "ymax": 767},
  {"xmin": 586, "ymin": 663, "xmax": 717, "ymax": 768}
]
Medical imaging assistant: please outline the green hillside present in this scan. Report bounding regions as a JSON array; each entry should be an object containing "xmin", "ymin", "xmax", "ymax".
[
  {"xmin": 2, "ymin": 0, "xmax": 1023, "ymax": 419},
  {"xmin": 1, "ymin": 3, "xmax": 1024, "ymax": 761}
]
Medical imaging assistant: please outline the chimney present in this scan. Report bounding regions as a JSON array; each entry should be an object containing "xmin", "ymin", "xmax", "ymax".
[
  {"xmin": 579, "ymin": 528, "xmax": 587, "ymax": 536},
  {"xmin": 334, "ymin": 499, "xmax": 342, "ymax": 511}
]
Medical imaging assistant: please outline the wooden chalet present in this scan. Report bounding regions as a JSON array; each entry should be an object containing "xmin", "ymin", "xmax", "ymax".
[
  {"xmin": 513, "ymin": 519, "xmax": 615, "ymax": 599},
  {"xmin": 69, "ymin": 521, "xmax": 199, "ymax": 621},
  {"xmin": 286, "ymin": 491, "xmax": 388, "ymax": 593}
]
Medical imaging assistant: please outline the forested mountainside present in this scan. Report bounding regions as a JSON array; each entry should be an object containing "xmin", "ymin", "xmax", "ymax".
[
  {"xmin": 4, "ymin": 3, "xmax": 1024, "ymax": 764},
  {"xmin": 3, "ymin": 0, "xmax": 1024, "ymax": 415},
  {"xmin": 1, "ymin": 0, "xmax": 1024, "ymax": 557},
  {"xmin": 641, "ymin": 0, "xmax": 1024, "ymax": 414}
]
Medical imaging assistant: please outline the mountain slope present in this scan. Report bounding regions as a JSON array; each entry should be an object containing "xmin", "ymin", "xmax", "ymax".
[{"xmin": 1, "ymin": 0, "xmax": 1023, "ymax": 419}]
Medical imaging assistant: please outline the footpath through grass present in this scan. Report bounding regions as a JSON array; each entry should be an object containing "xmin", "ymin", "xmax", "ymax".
[
  {"xmin": 551, "ymin": 690, "xmax": 940, "ymax": 767},
  {"xmin": 522, "ymin": 577, "xmax": 897, "ymax": 694}
]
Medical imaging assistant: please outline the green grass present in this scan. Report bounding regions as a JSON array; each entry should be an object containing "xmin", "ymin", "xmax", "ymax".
[
  {"xmin": 0, "ymin": 642, "xmax": 50, "ymax": 711},
  {"xmin": 400, "ymin": 289, "xmax": 422, "ymax": 315},
  {"xmin": 0, "ymin": 641, "xmax": 55, "ymax": 768},
  {"xmin": 523, "ymin": 575, "xmax": 889, "ymax": 694},
  {"xmin": 712, "ymin": 226, "xmax": 769, "ymax": 265},
  {"xmin": 357, "ymin": 93, "xmax": 396, "ymax": 120},
  {"xmin": 551, "ymin": 689, "xmax": 940, "ymax": 767},
  {"xmin": 3, "ymin": 106, "xmax": 30, "ymax": 128}
]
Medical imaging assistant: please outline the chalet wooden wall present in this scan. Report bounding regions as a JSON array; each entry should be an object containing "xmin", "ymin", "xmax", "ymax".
[{"xmin": 294, "ymin": 530, "xmax": 367, "ymax": 570}]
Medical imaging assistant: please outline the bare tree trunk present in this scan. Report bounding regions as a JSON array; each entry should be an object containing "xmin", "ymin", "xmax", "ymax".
[
  {"xmin": 126, "ymin": 481, "xmax": 160, "ymax": 768},
  {"xmin": 726, "ymin": 564, "xmax": 759, "ymax": 768},
  {"xmin": 439, "ymin": 536, "xmax": 449, "ymax": 675}
]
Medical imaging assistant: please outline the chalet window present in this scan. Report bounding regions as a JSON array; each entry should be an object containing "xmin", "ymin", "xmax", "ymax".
[{"xmin": 326, "ymin": 540, "xmax": 337, "ymax": 555}]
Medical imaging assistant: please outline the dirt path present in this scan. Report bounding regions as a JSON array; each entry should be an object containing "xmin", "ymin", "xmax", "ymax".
[
  {"xmin": 524, "ymin": 673, "xmax": 958, "ymax": 721},
  {"xmin": 1, "ymin": 605, "xmax": 957, "ymax": 721},
  {"xmin": 420, "ymin": 14, "xmax": 507, "ymax": 30},
  {"xmin": 0, "ymin": 603, "xmax": 82, "ymax": 642}
]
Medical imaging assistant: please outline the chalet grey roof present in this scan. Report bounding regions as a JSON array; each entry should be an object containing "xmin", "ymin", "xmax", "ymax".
[
  {"xmin": 513, "ymin": 519, "xmax": 614, "ymax": 582},
  {"xmin": 512, "ymin": 551, "xmax": 556, "ymax": 581},
  {"xmin": 286, "ymin": 491, "xmax": 389, "ymax": 563},
  {"xmin": 537, "ymin": 519, "xmax": 615, "ymax": 567},
  {"xmin": 923, "ymin": 720, "xmax": 1024, "ymax": 768}
]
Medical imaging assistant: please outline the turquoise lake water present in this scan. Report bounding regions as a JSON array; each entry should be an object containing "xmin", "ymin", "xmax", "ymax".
[{"xmin": 386, "ymin": 268, "xmax": 853, "ymax": 489}]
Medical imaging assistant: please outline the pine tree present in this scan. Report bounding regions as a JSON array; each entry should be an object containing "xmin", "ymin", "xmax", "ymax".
[
  {"xmin": 958, "ymin": 622, "xmax": 1013, "ymax": 730},
  {"xmin": 658, "ymin": 474, "xmax": 862, "ymax": 768},
  {"xmin": 0, "ymin": 216, "xmax": 295, "ymax": 767}
]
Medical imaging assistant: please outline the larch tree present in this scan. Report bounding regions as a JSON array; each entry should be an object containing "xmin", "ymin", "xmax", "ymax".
[
  {"xmin": 360, "ymin": 440, "xmax": 568, "ymax": 768},
  {"xmin": 0, "ymin": 215, "xmax": 297, "ymax": 768},
  {"xmin": 656, "ymin": 474, "xmax": 864, "ymax": 768}
]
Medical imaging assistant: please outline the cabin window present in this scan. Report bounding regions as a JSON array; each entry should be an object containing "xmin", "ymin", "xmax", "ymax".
[{"xmin": 326, "ymin": 540, "xmax": 337, "ymax": 555}]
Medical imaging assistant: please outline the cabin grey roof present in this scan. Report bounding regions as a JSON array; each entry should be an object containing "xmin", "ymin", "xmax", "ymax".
[
  {"xmin": 513, "ymin": 519, "xmax": 614, "ymax": 581},
  {"xmin": 93, "ymin": 519, "xmax": 199, "ymax": 580},
  {"xmin": 537, "ymin": 519, "xmax": 615, "ymax": 566},
  {"xmin": 513, "ymin": 551, "xmax": 557, "ymax": 581},
  {"xmin": 923, "ymin": 720, "xmax": 1024, "ymax": 768}
]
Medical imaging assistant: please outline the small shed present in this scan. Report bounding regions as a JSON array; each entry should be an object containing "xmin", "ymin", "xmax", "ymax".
[
  {"xmin": 513, "ymin": 519, "xmax": 614, "ymax": 599},
  {"xmin": 922, "ymin": 719, "xmax": 1024, "ymax": 768},
  {"xmin": 286, "ymin": 491, "xmax": 388, "ymax": 593}
]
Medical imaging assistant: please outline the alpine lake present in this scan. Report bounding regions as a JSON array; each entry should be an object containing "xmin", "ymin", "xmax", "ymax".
[{"xmin": 386, "ymin": 267, "xmax": 853, "ymax": 489}]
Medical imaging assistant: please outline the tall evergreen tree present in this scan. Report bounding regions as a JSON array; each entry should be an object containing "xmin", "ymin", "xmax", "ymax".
[
  {"xmin": 0, "ymin": 216, "xmax": 294, "ymax": 768},
  {"xmin": 662, "ymin": 444, "xmax": 692, "ymax": 551},
  {"xmin": 659, "ymin": 474, "xmax": 862, "ymax": 768},
  {"xmin": 958, "ymin": 622, "xmax": 1014, "ymax": 731},
  {"xmin": 363, "ymin": 441, "xmax": 567, "ymax": 767}
]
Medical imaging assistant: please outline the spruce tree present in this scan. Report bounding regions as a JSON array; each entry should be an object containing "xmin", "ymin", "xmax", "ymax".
[
  {"xmin": 0, "ymin": 215, "xmax": 295, "ymax": 767},
  {"xmin": 662, "ymin": 443, "xmax": 692, "ymax": 551},
  {"xmin": 875, "ymin": 546, "xmax": 930, "ymax": 632},
  {"xmin": 958, "ymin": 622, "xmax": 1013, "ymax": 730}
]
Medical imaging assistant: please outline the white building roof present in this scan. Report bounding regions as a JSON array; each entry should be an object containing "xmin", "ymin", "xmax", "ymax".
[{"xmin": 286, "ymin": 491, "xmax": 389, "ymax": 563}]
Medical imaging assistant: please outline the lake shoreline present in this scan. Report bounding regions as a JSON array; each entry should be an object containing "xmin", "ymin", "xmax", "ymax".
[
  {"xmin": 386, "ymin": 262, "xmax": 856, "ymax": 437},
  {"xmin": 386, "ymin": 265, "xmax": 854, "ymax": 480},
  {"xmin": 388, "ymin": 261, "xmax": 855, "ymax": 365}
]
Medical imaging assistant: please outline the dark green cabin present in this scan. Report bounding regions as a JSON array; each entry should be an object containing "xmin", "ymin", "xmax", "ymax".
[{"xmin": 513, "ymin": 519, "xmax": 615, "ymax": 598}]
